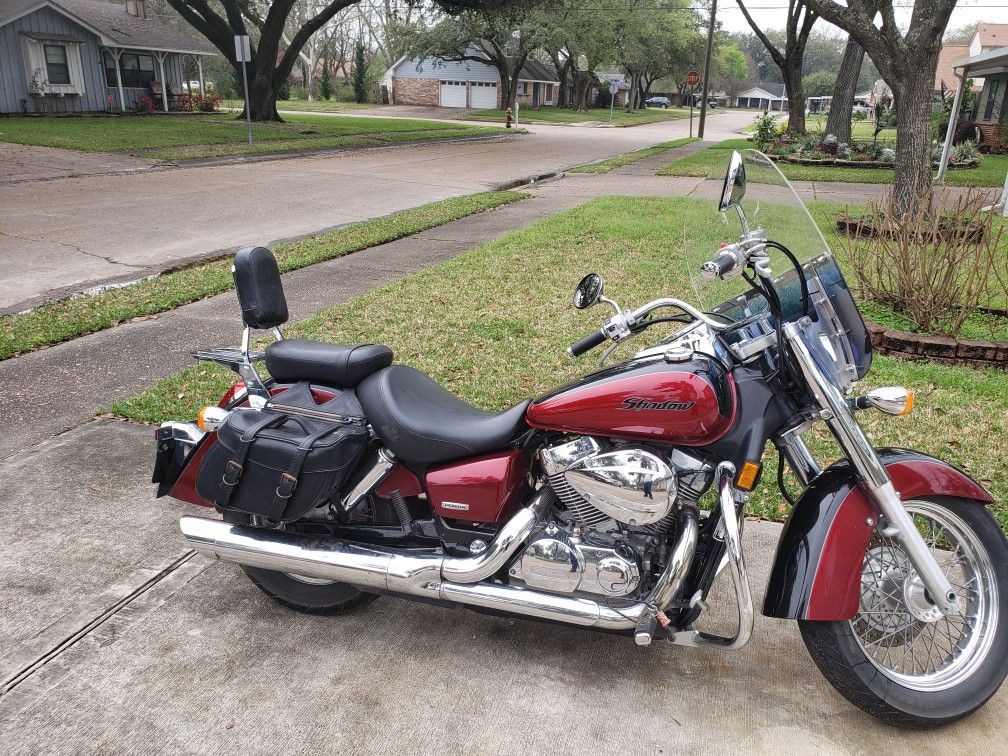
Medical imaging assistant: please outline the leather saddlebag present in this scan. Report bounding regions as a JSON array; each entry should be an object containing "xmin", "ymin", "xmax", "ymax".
[{"xmin": 196, "ymin": 382, "xmax": 368, "ymax": 522}]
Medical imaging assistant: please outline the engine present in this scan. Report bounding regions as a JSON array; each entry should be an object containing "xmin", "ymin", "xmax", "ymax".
[{"xmin": 508, "ymin": 437, "xmax": 712, "ymax": 599}]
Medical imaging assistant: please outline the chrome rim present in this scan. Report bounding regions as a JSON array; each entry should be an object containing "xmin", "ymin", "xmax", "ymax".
[{"xmin": 850, "ymin": 500, "xmax": 998, "ymax": 692}]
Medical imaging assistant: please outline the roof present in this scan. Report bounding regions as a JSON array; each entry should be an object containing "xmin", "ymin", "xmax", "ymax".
[
  {"xmin": 516, "ymin": 59, "xmax": 557, "ymax": 83},
  {"xmin": 974, "ymin": 23, "xmax": 1008, "ymax": 49},
  {"xmin": 953, "ymin": 46, "xmax": 1008, "ymax": 78},
  {"xmin": 737, "ymin": 82, "xmax": 787, "ymax": 99},
  {"xmin": 935, "ymin": 45, "xmax": 972, "ymax": 92},
  {"xmin": 0, "ymin": 0, "xmax": 216, "ymax": 54}
]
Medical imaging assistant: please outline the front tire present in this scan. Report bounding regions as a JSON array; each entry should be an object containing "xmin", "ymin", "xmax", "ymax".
[{"xmin": 799, "ymin": 497, "xmax": 1008, "ymax": 728}]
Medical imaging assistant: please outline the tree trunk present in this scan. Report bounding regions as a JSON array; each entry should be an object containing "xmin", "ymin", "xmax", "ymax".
[
  {"xmin": 243, "ymin": 61, "xmax": 280, "ymax": 122},
  {"xmin": 890, "ymin": 61, "xmax": 936, "ymax": 217},
  {"xmin": 824, "ymin": 37, "xmax": 864, "ymax": 143},
  {"xmin": 782, "ymin": 62, "xmax": 806, "ymax": 135}
]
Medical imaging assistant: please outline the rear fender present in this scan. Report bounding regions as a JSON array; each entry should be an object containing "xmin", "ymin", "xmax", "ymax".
[{"xmin": 762, "ymin": 448, "xmax": 992, "ymax": 621}]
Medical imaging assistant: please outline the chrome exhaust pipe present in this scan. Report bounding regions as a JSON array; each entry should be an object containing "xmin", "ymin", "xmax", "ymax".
[{"xmin": 180, "ymin": 493, "xmax": 699, "ymax": 633}]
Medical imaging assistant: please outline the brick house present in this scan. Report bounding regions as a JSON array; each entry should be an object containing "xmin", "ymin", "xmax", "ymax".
[{"xmin": 384, "ymin": 51, "xmax": 559, "ymax": 109}]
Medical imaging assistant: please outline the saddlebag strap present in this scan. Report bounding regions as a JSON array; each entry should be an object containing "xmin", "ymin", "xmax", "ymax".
[
  {"xmin": 266, "ymin": 424, "xmax": 342, "ymax": 522},
  {"xmin": 215, "ymin": 412, "xmax": 287, "ymax": 508}
]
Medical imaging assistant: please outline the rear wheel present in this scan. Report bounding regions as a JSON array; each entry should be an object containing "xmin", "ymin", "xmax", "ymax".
[
  {"xmin": 799, "ymin": 497, "xmax": 1008, "ymax": 728},
  {"xmin": 224, "ymin": 512, "xmax": 380, "ymax": 615}
]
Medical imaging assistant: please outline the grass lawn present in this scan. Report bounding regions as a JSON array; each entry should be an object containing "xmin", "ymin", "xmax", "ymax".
[
  {"xmin": 0, "ymin": 113, "xmax": 505, "ymax": 160},
  {"xmin": 658, "ymin": 137, "xmax": 1008, "ymax": 188},
  {"xmin": 110, "ymin": 194, "xmax": 1008, "ymax": 531},
  {"xmin": 221, "ymin": 99, "xmax": 380, "ymax": 113},
  {"xmin": 742, "ymin": 112, "xmax": 898, "ymax": 141},
  {"xmin": 459, "ymin": 106, "xmax": 691, "ymax": 127},
  {"xmin": 568, "ymin": 137, "xmax": 699, "ymax": 174},
  {"xmin": 0, "ymin": 191, "xmax": 526, "ymax": 361}
]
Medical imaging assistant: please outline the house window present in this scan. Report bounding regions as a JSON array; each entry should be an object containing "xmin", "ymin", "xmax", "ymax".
[
  {"xmin": 114, "ymin": 53, "xmax": 158, "ymax": 88},
  {"xmin": 44, "ymin": 44, "xmax": 70, "ymax": 85},
  {"xmin": 983, "ymin": 81, "xmax": 1001, "ymax": 121}
]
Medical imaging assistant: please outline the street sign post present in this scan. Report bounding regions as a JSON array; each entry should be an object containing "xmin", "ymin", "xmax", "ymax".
[
  {"xmin": 686, "ymin": 69, "xmax": 700, "ymax": 138},
  {"xmin": 234, "ymin": 35, "xmax": 253, "ymax": 146}
]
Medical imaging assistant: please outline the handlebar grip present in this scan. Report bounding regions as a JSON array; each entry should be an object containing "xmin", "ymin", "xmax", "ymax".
[
  {"xmin": 700, "ymin": 249, "xmax": 739, "ymax": 280},
  {"xmin": 568, "ymin": 329, "xmax": 607, "ymax": 357}
]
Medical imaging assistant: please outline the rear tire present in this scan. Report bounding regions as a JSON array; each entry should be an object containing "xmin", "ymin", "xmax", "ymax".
[
  {"xmin": 223, "ymin": 512, "xmax": 380, "ymax": 615},
  {"xmin": 799, "ymin": 497, "xmax": 1008, "ymax": 728}
]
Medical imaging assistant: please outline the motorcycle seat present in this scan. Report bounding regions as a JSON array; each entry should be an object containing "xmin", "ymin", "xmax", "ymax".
[
  {"xmin": 265, "ymin": 340, "xmax": 393, "ymax": 387},
  {"xmin": 358, "ymin": 365, "xmax": 530, "ymax": 465}
]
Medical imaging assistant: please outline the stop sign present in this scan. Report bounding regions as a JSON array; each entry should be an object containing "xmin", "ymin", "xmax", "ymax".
[{"xmin": 686, "ymin": 70, "xmax": 701, "ymax": 88}]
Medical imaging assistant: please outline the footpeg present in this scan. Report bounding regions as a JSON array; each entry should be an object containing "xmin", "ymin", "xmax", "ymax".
[{"xmin": 635, "ymin": 612, "xmax": 657, "ymax": 646}]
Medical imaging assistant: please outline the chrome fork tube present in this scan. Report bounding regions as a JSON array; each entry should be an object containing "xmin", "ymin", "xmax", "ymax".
[
  {"xmin": 777, "ymin": 427, "xmax": 821, "ymax": 487},
  {"xmin": 783, "ymin": 321, "xmax": 959, "ymax": 614}
]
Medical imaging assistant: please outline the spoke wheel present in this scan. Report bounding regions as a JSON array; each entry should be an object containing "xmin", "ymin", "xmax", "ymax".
[
  {"xmin": 850, "ymin": 500, "xmax": 997, "ymax": 692},
  {"xmin": 799, "ymin": 496, "xmax": 1008, "ymax": 728}
]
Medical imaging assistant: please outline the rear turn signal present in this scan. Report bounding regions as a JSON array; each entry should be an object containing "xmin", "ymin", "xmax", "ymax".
[
  {"xmin": 197, "ymin": 406, "xmax": 229, "ymax": 433},
  {"xmin": 736, "ymin": 461, "xmax": 761, "ymax": 491}
]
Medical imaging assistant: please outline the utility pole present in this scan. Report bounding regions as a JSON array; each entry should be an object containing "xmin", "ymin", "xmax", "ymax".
[{"xmin": 697, "ymin": 0, "xmax": 717, "ymax": 139}]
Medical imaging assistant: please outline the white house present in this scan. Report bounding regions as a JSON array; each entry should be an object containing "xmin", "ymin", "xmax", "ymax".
[
  {"xmin": 385, "ymin": 51, "xmax": 559, "ymax": 109},
  {"xmin": 735, "ymin": 82, "xmax": 788, "ymax": 111}
]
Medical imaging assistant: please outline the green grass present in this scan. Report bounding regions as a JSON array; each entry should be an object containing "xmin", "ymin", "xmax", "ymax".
[
  {"xmin": 109, "ymin": 194, "xmax": 1008, "ymax": 530},
  {"xmin": 741, "ymin": 112, "xmax": 898, "ymax": 141},
  {"xmin": 658, "ymin": 137, "xmax": 1008, "ymax": 187},
  {"xmin": 459, "ymin": 106, "xmax": 691, "ymax": 126},
  {"xmin": 0, "ymin": 113, "xmax": 506, "ymax": 160},
  {"xmin": 221, "ymin": 98, "xmax": 380, "ymax": 113},
  {"xmin": 568, "ymin": 137, "xmax": 700, "ymax": 174},
  {"xmin": 0, "ymin": 191, "xmax": 527, "ymax": 361}
]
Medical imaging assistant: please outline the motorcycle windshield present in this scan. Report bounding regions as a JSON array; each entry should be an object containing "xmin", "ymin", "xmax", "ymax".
[{"xmin": 683, "ymin": 149, "xmax": 872, "ymax": 384}]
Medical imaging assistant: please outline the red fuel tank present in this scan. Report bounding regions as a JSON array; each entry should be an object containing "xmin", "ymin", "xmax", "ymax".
[{"xmin": 526, "ymin": 356, "xmax": 736, "ymax": 445}]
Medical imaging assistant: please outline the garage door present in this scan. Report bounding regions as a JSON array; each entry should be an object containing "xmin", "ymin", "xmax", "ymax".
[
  {"xmin": 469, "ymin": 81, "xmax": 497, "ymax": 109},
  {"xmin": 439, "ymin": 80, "xmax": 466, "ymax": 108}
]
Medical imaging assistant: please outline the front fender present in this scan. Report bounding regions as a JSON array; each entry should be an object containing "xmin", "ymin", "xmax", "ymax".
[{"xmin": 762, "ymin": 448, "xmax": 992, "ymax": 621}]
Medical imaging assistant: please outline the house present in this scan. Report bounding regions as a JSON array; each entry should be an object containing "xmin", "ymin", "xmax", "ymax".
[
  {"xmin": 967, "ymin": 24, "xmax": 1008, "ymax": 90},
  {"xmin": 0, "ymin": 0, "xmax": 216, "ymax": 114},
  {"xmin": 935, "ymin": 44, "xmax": 981, "ymax": 97},
  {"xmin": 385, "ymin": 51, "xmax": 559, "ymax": 109},
  {"xmin": 735, "ymin": 82, "xmax": 788, "ymax": 111}
]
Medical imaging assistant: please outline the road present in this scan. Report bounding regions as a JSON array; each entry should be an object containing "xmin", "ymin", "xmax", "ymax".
[{"xmin": 0, "ymin": 109, "xmax": 752, "ymax": 311}]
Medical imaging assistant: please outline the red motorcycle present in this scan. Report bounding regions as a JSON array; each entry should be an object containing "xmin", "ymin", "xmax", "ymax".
[{"xmin": 154, "ymin": 151, "xmax": 1008, "ymax": 727}]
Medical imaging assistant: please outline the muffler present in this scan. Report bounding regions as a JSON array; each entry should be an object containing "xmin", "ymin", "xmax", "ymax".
[{"xmin": 180, "ymin": 494, "xmax": 699, "ymax": 632}]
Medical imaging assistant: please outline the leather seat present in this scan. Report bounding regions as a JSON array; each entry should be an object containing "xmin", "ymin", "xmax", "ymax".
[
  {"xmin": 265, "ymin": 340, "xmax": 393, "ymax": 387},
  {"xmin": 358, "ymin": 365, "xmax": 530, "ymax": 465}
]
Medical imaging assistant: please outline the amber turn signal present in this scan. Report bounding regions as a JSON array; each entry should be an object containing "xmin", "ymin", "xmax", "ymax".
[
  {"xmin": 736, "ymin": 461, "xmax": 761, "ymax": 491},
  {"xmin": 856, "ymin": 386, "xmax": 914, "ymax": 417},
  {"xmin": 197, "ymin": 406, "xmax": 229, "ymax": 433}
]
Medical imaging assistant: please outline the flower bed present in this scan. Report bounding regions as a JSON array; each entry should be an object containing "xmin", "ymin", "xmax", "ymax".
[
  {"xmin": 776, "ymin": 154, "xmax": 979, "ymax": 170},
  {"xmin": 866, "ymin": 320, "xmax": 1008, "ymax": 370}
]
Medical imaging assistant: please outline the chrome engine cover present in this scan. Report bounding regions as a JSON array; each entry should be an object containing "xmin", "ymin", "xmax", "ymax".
[
  {"xmin": 510, "ymin": 525, "xmax": 641, "ymax": 598},
  {"xmin": 563, "ymin": 447, "xmax": 677, "ymax": 526}
]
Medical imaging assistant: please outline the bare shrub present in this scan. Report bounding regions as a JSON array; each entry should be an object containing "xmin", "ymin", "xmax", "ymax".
[{"xmin": 840, "ymin": 189, "xmax": 1006, "ymax": 338}]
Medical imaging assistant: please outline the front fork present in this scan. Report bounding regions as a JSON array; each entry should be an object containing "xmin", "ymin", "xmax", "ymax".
[{"xmin": 781, "ymin": 321, "xmax": 960, "ymax": 616}]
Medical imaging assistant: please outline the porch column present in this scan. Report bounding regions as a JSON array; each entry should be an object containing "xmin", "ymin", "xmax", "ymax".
[
  {"xmin": 937, "ymin": 69, "xmax": 967, "ymax": 184},
  {"xmin": 111, "ymin": 48, "xmax": 126, "ymax": 112},
  {"xmin": 155, "ymin": 52, "xmax": 169, "ymax": 111},
  {"xmin": 197, "ymin": 55, "xmax": 205, "ymax": 97}
]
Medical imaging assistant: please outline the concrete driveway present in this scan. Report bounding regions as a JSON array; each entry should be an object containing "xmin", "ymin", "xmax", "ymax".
[
  {"xmin": 1, "ymin": 420, "xmax": 1004, "ymax": 755},
  {"xmin": 0, "ymin": 109, "xmax": 753, "ymax": 310}
]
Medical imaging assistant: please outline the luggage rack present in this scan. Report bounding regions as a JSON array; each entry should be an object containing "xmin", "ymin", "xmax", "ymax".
[{"xmin": 191, "ymin": 325, "xmax": 282, "ymax": 404}]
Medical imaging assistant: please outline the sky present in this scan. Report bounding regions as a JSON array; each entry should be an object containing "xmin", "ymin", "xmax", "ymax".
[{"xmin": 716, "ymin": 0, "xmax": 1008, "ymax": 36}]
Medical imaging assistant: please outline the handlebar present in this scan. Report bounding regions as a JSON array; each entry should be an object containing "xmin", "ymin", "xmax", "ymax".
[
  {"xmin": 700, "ymin": 248, "xmax": 740, "ymax": 281},
  {"xmin": 567, "ymin": 329, "xmax": 607, "ymax": 357}
]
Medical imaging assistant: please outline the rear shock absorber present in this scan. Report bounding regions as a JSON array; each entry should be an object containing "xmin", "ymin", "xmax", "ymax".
[{"xmin": 389, "ymin": 489, "xmax": 414, "ymax": 533}]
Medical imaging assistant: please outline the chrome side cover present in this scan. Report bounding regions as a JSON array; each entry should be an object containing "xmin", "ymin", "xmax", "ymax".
[{"xmin": 564, "ymin": 448, "xmax": 677, "ymax": 526}]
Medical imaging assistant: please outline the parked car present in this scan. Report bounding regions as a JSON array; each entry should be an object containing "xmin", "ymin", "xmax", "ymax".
[
  {"xmin": 708, "ymin": 99, "xmax": 719, "ymax": 108},
  {"xmin": 645, "ymin": 96, "xmax": 671, "ymax": 109}
]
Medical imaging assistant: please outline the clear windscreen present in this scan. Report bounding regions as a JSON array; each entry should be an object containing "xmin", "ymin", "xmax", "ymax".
[{"xmin": 684, "ymin": 149, "xmax": 834, "ymax": 320}]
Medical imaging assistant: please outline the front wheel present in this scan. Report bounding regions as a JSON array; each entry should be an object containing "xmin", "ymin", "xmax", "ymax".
[{"xmin": 799, "ymin": 496, "xmax": 1008, "ymax": 728}]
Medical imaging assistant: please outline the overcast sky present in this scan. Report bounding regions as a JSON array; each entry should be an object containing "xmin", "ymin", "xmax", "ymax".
[{"xmin": 717, "ymin": 0, "xmax": 1008, "ymax": 37}]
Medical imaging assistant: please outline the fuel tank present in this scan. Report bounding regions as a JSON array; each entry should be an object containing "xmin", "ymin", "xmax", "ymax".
[{"xmin": 526, "ymin": 356, "xmax": 736, "ymax": 445}]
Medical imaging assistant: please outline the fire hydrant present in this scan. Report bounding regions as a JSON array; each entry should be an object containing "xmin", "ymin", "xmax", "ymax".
[{"xmin": 505, "ymin": 107, "xmax": 513, "ymax": 128}]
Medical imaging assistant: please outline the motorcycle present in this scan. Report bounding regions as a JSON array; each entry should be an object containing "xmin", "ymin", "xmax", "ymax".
[{"xmin": 153, "ymin": 150, "xmax": 1008, "ymax": 727}]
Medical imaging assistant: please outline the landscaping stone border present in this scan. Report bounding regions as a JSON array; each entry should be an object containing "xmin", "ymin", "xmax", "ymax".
[
  {"xmin": 773, "ymin": 154, "xmax": 979, "ymax": 170},
  {"xmin": 865, "ymin": 320, "xmax": 1008, "ymax": 370}
]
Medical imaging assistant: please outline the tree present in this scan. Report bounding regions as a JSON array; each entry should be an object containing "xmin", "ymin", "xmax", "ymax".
[
  {"xmin": 394, "ymin": 6, "xmax": 546, "ymax": 110},
  {"xmin": 320, "ymin": 51, "xmax": 332, "ymax": 99},
  {"xmin": 714, "ymin": 43, "xmax": 750, "ymax": 101},
  {"xmin": 802, "ymin": 0, "xmax": 958, "ymax": 216},
  {"xmin": 735, "ymin": 0, "xmax": 818, "ymax": 135},
  {"xmin": 352, "ymin": 40, "xmax": 368, "ymax": 103},
  {"xmin": 802, "ymin": 69, "xmax": 835, "ymax": 97},
  {"xmin": 823, "ymin": 34, "xmax": 866, "ymax": 144},
  {"xmin": 167, "ymin": 0, "xmax": 508, "ymax": 121}
]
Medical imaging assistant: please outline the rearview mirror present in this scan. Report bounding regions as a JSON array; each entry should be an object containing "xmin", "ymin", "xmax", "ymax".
[
  {"xmin": 573, "ymin": 273, "xmax": 603, "ymax": 309},
  {"xmin": 719, "ymin": 150, "xmax": 746, "ymax": 212}
]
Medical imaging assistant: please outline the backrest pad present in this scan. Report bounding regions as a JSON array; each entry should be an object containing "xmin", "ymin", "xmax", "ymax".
[{"xmin": 233, "ymin": 246, "xmax": 288, "ymax": 330}]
